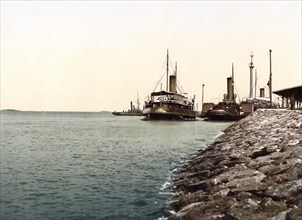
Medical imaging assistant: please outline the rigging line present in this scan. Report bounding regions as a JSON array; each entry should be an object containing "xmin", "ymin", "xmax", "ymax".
[
  {"xmin": 175, "ymin": 70, "xmax": 184, "ymax": 93},
  {"xmin": 177, "ymin": 75, "xmax": 185, "ymax": 92},
  {"xmin": 234, "ymin": 83, "xmax": 241, "ymax": 101},
  {"xmin": 152, "ymin": 70, "xmax": 166, "ymax": 92},
  {"xmin": 155, "ymin": 54, "xmax": 175, "ymax": 92},
  {"xmin": 178, "ymin": 84, "xmax": 185, "ymax": 94},
  {"xmin": 151, "ymin": 54, "xmax": 172, "ymax": 92},
  {"xmin": 176, "ymin": 85, "xmax": 183, "ymax": 94},
  {"xmin": 177, "ymin": 81, "xmax": 185, "ymax": 94}
]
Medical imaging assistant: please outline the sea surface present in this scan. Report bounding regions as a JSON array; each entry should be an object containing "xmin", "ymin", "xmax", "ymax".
[{"xmin": 0, "ymin": 111, "xmax": 232, "ymax": 220}]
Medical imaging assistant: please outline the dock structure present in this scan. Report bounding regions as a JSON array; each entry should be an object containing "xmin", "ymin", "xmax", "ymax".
[{"xmin": 273, "ymin": 86, "xmax": 302, "ymax": 110}]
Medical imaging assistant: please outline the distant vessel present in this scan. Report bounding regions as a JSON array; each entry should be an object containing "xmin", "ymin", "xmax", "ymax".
[
  {"xmin": 204, "ymin": 64, "xmax": 245, "ymax": 121},
  {"xmin": 142, "ymin": 50, "xmax": 196, "ymax": 120},
  {"xmin": 112, "ymin": 93, "xmax": 142, "ymax": 116}
]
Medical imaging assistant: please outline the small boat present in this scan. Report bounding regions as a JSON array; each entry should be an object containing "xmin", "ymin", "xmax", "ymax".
[
  {"xmin": 112, "ymin": 94, "xmax": 142, "ymax": 116},
  {"xmin": 204, "ymin": 64, "xmax": 245, "ymax": 121},
  {"xmin": 112, "ymin": 109, "xmax": 142, "ymax": 116},
  {"xmin": 142, "ymin": 50, "xmax": 196, "ymax": 120}
]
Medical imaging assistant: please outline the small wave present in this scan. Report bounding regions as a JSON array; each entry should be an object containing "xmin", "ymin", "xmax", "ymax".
[
  {"xmin": 171, "ymin": 167, "xmax": 178, "ymax": 174},
  {"xmin": 158, "ymin": 191, "xmax": 177, "ymax": 196},
  {"xmin": 156, "ymin": 216, "xmax": 168, "ymax": 220},
  {"xmin": 214, "ymin": 131, "xmax": 225, "ymax": 139},
  {"xmin": 160, "ymin": 181, "xmax": 171, "ymax": 191}
]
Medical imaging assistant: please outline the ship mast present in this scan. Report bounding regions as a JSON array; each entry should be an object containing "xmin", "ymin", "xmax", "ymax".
[
  {"xmin": 137, "ymin": 90, "xmax": 140, "ymax": 110},
  {"xmin": 255, "ymin": 69, "xmax": 257, "ymax": 98},
  {"xmin": 269, "ymin": 49, "xmax": 272, "ymax": 107},
  {"xmin": 232, "ymin": 63, "xmax": 234, "ymax": 100},
  {"xmin": 175, "ymin": 62, "xmax": 177, "ymax": 93},
  {"xmin": 166, "ymin": 49, "xmax": 169, "ymax": 91}
]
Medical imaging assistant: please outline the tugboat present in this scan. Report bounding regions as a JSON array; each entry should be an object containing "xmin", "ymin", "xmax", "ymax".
[
  {"xmin": 204, "ymin": 64, "xmax": 245, "ymax": 121},
  {"xmin": 112, "ymin": 93, "xmax": 142, "ymax": 116},
  {"xmin": 205, "ymin": 101, "xmax": 244, "ymax": 121},
  {"xmin": 142, "ymin": 50, "xmax": 196, "ymax": 120}
]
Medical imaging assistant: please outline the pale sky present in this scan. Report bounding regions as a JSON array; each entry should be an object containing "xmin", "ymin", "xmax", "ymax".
[{"xmin": 1, "ymin": 1, "xmax": 301, "ymax": 111}]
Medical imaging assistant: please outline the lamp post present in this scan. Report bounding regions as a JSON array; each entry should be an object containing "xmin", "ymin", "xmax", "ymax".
[
  {"xmin": 269, "ymin": 50, "xmax": 272, "ymax": 107},
  {"xmin": 249, "ymin": 52, "xmax": 254, "ymax": 98},
  {"xmin": 202, "ymin": 84, "xmax": 205, "ymax": 107}
]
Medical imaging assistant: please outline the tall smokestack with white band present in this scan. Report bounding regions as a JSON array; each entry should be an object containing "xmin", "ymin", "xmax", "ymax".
[{"xmin": 249, "ymin": 52, "xmax": 254, "ymax": 98}]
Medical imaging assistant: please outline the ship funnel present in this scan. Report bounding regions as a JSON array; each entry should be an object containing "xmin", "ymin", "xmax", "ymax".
[
  {"xmin": 169, "ymin": 75, "xmax": 176, "ymax": 93},
  {"xmin": 169, "ymin": 62, "xmax": 177, "ymax": 93},
  {"xmin": 130, "ymin": 101, "xmax": 133, "ymax": 111},
  {"xmin": 227, "ymin": 77, "xmax": 233, "ymax": 101},
  {"xmin": 260, "ymin": 88, "xmax": 265, "ymax": 97}
]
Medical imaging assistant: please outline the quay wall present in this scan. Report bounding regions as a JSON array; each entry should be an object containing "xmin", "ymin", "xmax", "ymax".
[{"xmin": 166, "ymin": 109, "xmax": 302, "ymax": 220}]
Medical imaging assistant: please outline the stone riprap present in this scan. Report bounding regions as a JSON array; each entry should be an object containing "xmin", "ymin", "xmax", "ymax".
[{"xmin": 166, "ymin": 109, "xmax": 302, "ymax": 220}]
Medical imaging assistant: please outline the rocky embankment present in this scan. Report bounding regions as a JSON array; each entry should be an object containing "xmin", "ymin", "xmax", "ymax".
[{"xmin": 166, "ymin": 109, "xmax": 302, "ymax": 220}]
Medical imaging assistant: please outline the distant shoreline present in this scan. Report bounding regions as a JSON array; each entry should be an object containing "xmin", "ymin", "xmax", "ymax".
[
  {"xmin": 1, "ymin": 109, "xmax": 112, "ymax": 114},
  {"xmin": 1, "ymin": 109, "xmax": 20, "ymax": 112}
]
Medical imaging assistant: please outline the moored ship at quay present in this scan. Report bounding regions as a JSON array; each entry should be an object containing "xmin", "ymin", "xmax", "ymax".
[
  {"xmin": 202, "ymin": 64, "xmax": 246, "ymax": 121},
  {"xmin": 142, "ymin": 50, "xmax": 197, "ymax": 120},
  {"xmin": 201, "ymin": 51, "xmax": 281, "ymax": 121}
]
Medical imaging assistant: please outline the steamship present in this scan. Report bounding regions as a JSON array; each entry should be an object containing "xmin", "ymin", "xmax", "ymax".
[
  {"xmin": 112, "ymin": 102, "xmax": 142, "ymax": 116},
  {"xmin": 112, "ymin": 94, "xmax": 142, "ymax": 116},
  {"xmin": 204, "ymin": 64, "xmax": 245, "ymax": 121},
  {"xmin": 142, "ymin": 50, "xmax": 196, "ymax": 120}
]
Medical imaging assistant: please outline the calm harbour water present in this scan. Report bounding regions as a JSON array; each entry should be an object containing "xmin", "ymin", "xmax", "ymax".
[{"xmin": 0, "ymin": 111, "xmax": 232, "ymax": 220}]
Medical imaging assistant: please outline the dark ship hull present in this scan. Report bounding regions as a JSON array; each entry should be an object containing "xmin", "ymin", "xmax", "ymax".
[
  {"xmin": 112, "ymin": 111, "xmax": 142, "ymax": 116},
  {"xmin": 205, "ymin": 109, "xmax": 244, "ymax": 121},
  {"xmin": 142, "ymin": 106, "xmax": 196, "ymax": 121},
  {"xmin": 203, "ymin": 64, "xmax": 246, "ymax": 121},
  {"xmin": 112, "ymin": 100, "xmax": 142, "ymax": 116}
]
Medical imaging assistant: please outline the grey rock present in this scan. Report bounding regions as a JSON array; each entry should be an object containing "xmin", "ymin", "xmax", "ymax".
[{"xmin": 167, "ymin": 109, "xmax": 302, "ymax": 220}]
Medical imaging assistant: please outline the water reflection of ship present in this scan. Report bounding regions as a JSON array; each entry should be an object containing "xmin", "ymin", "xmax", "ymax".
[
  {"xmin": 142, "ymin": 50, "xmax": 196, "ymax": 120},
  {"xmin": 112, "ymin": 92, "xmax": 142, "ymax": 116}
]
